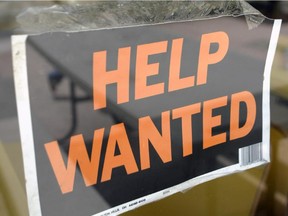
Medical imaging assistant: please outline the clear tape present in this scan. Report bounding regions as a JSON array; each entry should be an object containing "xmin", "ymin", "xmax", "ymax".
[{"xmin": 16, "ymin": 1, "xmax": 265, "ymax": 34}]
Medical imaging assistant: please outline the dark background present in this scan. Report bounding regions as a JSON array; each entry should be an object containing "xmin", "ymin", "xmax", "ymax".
[{"xmin": 26, "ymin": 16, "xmax": 271, "ymax": 216}]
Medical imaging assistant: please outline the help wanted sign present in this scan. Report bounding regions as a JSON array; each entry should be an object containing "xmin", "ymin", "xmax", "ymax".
[{"xmin": 12, "ymin": 15, "xmax": 281, "ymax": 216}]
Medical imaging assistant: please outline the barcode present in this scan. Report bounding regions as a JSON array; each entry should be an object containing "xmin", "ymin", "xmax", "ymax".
[{"xmin": 239, "ymin": 143, "xmax": 262, "ymax": 166}]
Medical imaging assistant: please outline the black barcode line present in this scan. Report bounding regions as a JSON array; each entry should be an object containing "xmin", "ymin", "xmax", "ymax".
[{"xmin": 239, "ymin": 143, "xmax": 262, "ymax": 166}]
